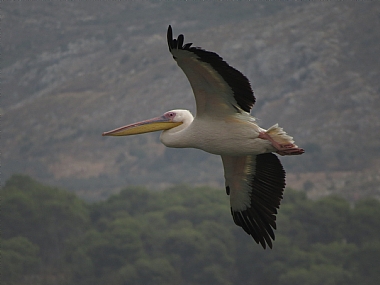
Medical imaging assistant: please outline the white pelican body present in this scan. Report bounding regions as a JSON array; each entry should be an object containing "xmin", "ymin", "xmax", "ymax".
[
  {"xmin": 160, "ymin": 110, "xmax": 278, "ymax": 156},
  {"xmin": 103, "ymin": 26, "xmax": 304, "ymax": 249}
]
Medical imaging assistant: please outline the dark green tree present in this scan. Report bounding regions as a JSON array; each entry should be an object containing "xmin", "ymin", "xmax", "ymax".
[
  {"xmin": 1, "ymin": 236, "xmax": 40, "ymax": 285},
  {"xmin": 1, "ymin": 174, "xmax": 91, "ymax": 280}
]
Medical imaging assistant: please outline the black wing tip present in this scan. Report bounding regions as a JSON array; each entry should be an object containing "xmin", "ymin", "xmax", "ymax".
[
  {"xmin": 232, "ymin": 209, "xmax": 274, "ymax": 249},
  {"xmin": 167, "ymin": 25, "xmax": 172, "ymax": 51},
  {"xmin": 167, "ymin": 25, "xmax": 193, "ymax": 52}
]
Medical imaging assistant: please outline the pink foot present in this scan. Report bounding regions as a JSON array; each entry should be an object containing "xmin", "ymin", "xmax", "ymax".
[{"xmin": 258, "ymin": 132, "xmax": 304, "ymax": 156}]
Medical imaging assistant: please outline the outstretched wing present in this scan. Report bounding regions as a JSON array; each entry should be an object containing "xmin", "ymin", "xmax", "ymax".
[
  {"xmin": 167, "ymin": 25, "xmax": 255, "ymax": 117},
  {"xmin": 221, "ymin": 153, "xmax": 286, "ymax": 249}
]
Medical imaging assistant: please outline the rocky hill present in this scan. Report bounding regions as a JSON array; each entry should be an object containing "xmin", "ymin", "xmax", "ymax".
[{"xmin": 3, "ymin": 1, "xmax": 380, "ymax": 200}]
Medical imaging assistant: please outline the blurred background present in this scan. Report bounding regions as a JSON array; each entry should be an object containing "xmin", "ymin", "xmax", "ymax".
[
  {"xmin": 2, "ymin": 1, "xmax": 380, "ymax": 284},
  {"xmin": 3, "ymin": 1, "xmax": 380, "ymax": 200}
]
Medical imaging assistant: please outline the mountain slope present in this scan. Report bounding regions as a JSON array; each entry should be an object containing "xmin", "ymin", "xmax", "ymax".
[{"xmin": 3, "ymin": 2, "xmax": 380, "ymax": 200}]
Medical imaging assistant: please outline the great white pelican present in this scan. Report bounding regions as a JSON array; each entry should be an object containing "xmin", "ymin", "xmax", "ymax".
[{"xmin": 103, "ymin": 26, "xmax": 304, "ymax": 249}]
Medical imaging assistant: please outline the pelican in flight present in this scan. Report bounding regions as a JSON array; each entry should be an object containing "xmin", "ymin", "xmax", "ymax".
[{"xmin": 103, "ymin": 26, "xmax": 304, "ymax": 249}]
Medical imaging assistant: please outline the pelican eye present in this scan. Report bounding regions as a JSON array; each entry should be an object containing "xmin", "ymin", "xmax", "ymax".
[{"xmin": 165, "ymin": 112, "xmax": 176, "ymax": 119}]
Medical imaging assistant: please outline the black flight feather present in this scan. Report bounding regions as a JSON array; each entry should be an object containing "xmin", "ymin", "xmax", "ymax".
[
  {"xmin": 167, "ymin": 25, "xmax": 255, "ymax": 113},
  {"xmin": 231, "ymin": 153, "xmax": 286, "ymax": 249}
]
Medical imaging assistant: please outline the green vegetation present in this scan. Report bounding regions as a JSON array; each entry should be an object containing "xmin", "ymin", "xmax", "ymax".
[{"xmin": 2, "ymin": 174, "xmax": 380, "ymax": 285}]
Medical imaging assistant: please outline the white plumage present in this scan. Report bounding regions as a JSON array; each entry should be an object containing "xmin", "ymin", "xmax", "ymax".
[{"xmin": 103, "ymin": 26, "xmax": 304, "ymax": 249}]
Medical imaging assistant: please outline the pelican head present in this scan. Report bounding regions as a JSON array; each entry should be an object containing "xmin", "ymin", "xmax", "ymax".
[{"xmin": 102, "ymin": 109, "xmax": 193, "ymax": 137}]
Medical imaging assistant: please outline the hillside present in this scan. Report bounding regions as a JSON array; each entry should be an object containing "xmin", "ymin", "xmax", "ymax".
[
  {"xmin": 3, "ymin": 175, "xmax": 380, "ymax": 285},
  {"xmin": 2, "ymin": 2, "xmax": 380, "ymax": 200}
]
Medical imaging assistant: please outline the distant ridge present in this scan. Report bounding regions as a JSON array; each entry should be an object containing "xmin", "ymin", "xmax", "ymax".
[{"xmin": 2, "ymin": 2, "xmax": 380, "ymax": 200}]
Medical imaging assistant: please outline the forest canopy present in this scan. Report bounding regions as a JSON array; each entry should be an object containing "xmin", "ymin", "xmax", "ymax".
[{"xmin": 2, "ymin": 174, "xmax": 380, "ymax": 285}]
